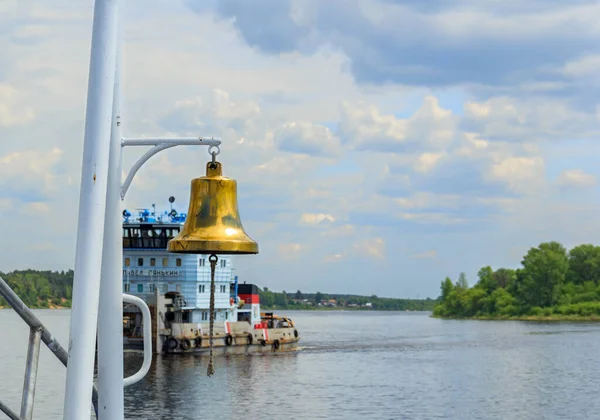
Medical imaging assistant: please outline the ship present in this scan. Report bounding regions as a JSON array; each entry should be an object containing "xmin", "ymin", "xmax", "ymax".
[{"xmin": 121, "ymin": 199, "xmax": 300, "ymax": 355}]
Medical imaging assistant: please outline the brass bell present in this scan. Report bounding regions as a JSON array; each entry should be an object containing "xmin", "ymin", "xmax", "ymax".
[{"xmin": 167, "ymin": 161, "xmax": 259, "ymax": 254}]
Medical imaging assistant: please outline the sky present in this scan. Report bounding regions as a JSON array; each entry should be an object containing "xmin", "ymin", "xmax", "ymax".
[{"xmin": 1, "ymin": 0, "xmax": 599, "ymax": 299}]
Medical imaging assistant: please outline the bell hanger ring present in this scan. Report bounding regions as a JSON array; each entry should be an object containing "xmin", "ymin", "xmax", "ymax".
[{"xmin": 208, "ymin": 145, "xmax": 220, "ymax": 170}]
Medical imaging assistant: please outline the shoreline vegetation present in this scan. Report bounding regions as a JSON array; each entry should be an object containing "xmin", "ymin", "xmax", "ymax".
[
  {"xmin": 433, "ymin": 241, "xmax": 600, "ymax": 322},
  {"xmin": 0, "ymin": 270, "xmax": 73, "ymax": 309},
  {"xmin": 0, "ymin": 269, "xmax": 436, "ymax": 312},
  {"xmin": 258, "ymin": 288, "xmax": 436, "ymax": 311}
]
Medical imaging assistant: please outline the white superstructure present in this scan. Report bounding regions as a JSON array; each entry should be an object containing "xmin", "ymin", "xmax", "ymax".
[{"xmin": 122, "ymin": 205, "xmax": 238, "ymax": 323}]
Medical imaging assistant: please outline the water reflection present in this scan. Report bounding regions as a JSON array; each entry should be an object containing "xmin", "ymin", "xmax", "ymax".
[{"xmin": 124, "ymin": 351, "xmax": 300, "ymax": 419}]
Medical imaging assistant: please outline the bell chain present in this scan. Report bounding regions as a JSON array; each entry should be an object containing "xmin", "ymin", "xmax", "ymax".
[{"xmin": 207, "ymin": 254, "xmax": 218, "ymax": 376}]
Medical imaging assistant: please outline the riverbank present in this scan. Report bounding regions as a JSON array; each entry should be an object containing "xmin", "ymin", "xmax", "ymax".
[
  {"xmin": 0, "ymin": 298, "xmax": 71, "ymax": 310},
  {"xmin": 432, "ymin": 314, "xmax": 600, "ymax": 322},
  {"xmin": 0, "ymin": 305, "xmax": 70, "ymax": 310},
  {"xmin": 261, "ymin": 306, "xmax": 432, "ymax": 312}
]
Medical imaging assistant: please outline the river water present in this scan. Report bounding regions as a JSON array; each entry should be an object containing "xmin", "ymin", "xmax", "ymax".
[{"xmin": 1, "ymin": 310, "xmax": 600, "ymax": 419}]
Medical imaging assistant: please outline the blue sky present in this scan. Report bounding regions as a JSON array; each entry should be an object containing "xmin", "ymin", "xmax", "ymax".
[{"xmin": 0, "ymin": 0, "xmax": 599, "ymax": 298}]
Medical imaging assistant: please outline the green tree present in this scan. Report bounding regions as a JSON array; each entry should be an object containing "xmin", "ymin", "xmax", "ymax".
[
  {"xmin": 259, "ymin": 288, "xmax": 275, "ymax": 307},
  {"xmin": 456, "ymin": 272, "xmax": 468, "ymax": 289},
  {"xmin": 517, "ymin": 241, "xmax": 569, "ymax": 308},
  {"xmin": 314, "ymin": 291, "xmax": 323, "ymax": 305},
  {"xmin": 492, "ymin": 268, "xmax": 516, "ymax": 292},
  {"xmin": 440, "ymin": 277, "xmax": 454, "ymax": 300},
  {"xmin": 566, "ymin": 244, "xmax": 600, "ymax": 285},
  {"xmin": 295, "ymin": 290, "xmax": 303, "ymax": 300},
  {"xmin": 475, "ymin": 266, "xmax": 494, "ymax": 294},
  {"xmin": 274, "ymin": 291, "xmax": 288, "ymax": 307}
]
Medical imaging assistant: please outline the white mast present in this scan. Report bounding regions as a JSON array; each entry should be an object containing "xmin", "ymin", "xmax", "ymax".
[{"xmin": 63, "ymin": 0, "xmax": 120, "ymax": 419}]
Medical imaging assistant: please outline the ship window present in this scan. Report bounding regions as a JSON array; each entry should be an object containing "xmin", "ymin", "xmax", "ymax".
[
  {"xmin": 202, "ymin": 312, "xmax": 208, "ymax": 321},
  {"xmin": 199, "ymin": 258, "xmax": 205, "ymax": 267},
  {"xmin": 125, "ymin": 258, "xmax": 130, "ymax": 267},
  {"xmin": 162, "ymin": 257, "xmax": 168, "ymax": 267},
  {"xmin": 149, "ymin": 284, "xmax": 155, "ymax": 293},
  {"xmin": 176, "ymin": 284, "xmax": 181, "ymax": 293},
  {"xmin": 176, "ymin": 258, "xmax": 182, "ymax": 267},
  {"xmin": 220, "ymin": 260, "xmax": 226, "ymax": 268},
  {"xmin": 137, "ymin": 258, "xmax": 143, "ymax": 266},
  {"xmin": 150, "ymin": 258, "xmax": 156, "ymax": 267},
  {"xmin": 199, "ymin": 285, "xmax": 205, "ymax": 293},
  {"xmin": 124, "ymin": 284, "xmax": 130, "ymax": 292},
  {"xmin": 130, "ymin": 228, "xmax": 140, "ymax": 248},
  {"xmin": 137, "ymin": 284, "xmax": 143, "ymax": 293}
]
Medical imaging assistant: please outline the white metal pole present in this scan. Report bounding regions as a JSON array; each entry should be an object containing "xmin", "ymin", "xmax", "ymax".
[
  {"xmin": 98, "ymin": 7, "xmax": 124, "ymax": 418},
  {"xmin": 63, "ymin": 0, "xmax": 120, "ymax": 419}
]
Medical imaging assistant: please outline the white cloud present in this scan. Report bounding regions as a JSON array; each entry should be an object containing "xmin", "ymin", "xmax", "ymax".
[
  {"xmin": 488, "ymin": 156, "xmax": 545, "ymax": 194},
  {"xmin": 0, "ymin": 84, "xmax": 35, "ymax": 127},
  {"xmin": 563, "ymin": 54, "xmax": 600, "ymax": 78},
  {"xmin": 278, "ymin": 243, "xmax": 303, "ymax": 260},
  {"xmin": 454, "ymin": 132, "xmax": 488, "ymax": 157},
  {"xmin": 463, "ymin": 96, "xmax": 600, "ymax": 142},
  {"xmin": 25, "ymin": 202, "xmax": 50, "ymax": 215},
  {"xmin": 275, "ymin": 121, "xmax": 341, "ymax": 157},
  {"xmin": 353, "ymin": 237, "xmax": 385, "ymax": 259},
  {"xmin": 324, "ymin": 252, "xmax": 345, "ymax": 262},
  {"xmin": 0, "ymin": 199, "xmax": 12, "ymax": 211},
  {"xmin": 321, "ymin": 224, "xmax": 355, "ymax": 237},
  {"xmin": 556, "ymin": 169, "xmax": 596, "ymax": 188},
  {"xmin": 339, "ymin": 95, "xmax": 456, "ymax": 152},
  {"xmin": 300, "ymin": 213, "xmax": 336, "ymax": 225},
  {"xmin": 410, "ymin": 250, "xmax": 437, "ymax": 260},
  {"xmin": 413, "ymin": 152, "xmax": 444, "ymax": 174},
  {"xmin": 0, "ymin": 147, "xmax": 64, "ymax": 199},
  {"xmin": 398, "ymin": 212, "xmax": 467, "ymax": 225},
  {"xmin": 396, "ymin": 192, "xmax": 459, "ymax": 210}
]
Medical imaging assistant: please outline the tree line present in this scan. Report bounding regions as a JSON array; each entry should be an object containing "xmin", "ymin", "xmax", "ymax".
[
  {"xmin": 259, "ymin": 288, "xmax": 436, "ymax": 311},
  {"xmin": 0, "ymin": 270, "xmax": 73, "ymax": 308},
  {"xmin": 0, "ymin": 268, "xmax": 436, "ymax": 312},
  {"xmin": 434, "ymin": 242, "xmax": 600, "ymax": 319}
]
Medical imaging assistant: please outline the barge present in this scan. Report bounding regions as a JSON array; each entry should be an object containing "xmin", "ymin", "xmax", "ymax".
[{"xmin": 121, "ymin": 202, "xmax": 300, "ymax": 355}]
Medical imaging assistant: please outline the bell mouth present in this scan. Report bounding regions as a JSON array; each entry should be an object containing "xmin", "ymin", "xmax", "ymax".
[{"xmin": 167, "ymin": 238, "xmax": 259, "ymax": 255}]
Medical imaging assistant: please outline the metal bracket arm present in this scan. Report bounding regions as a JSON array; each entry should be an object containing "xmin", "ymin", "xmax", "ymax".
[{"xmin": 119, "ymin": 137, "xmax": 222, "ymax": 200}]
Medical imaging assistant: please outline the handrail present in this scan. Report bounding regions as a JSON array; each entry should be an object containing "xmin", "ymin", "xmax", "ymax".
[
  {"xmin": 0, "ymin": 400, "xmax": 19, "ymax": 420},
  {"xmin": 122, "ymin": 294, "xmax": 152, "ymax": 387},
  {"xmin": 0, "ymin": 276, "xmax": 99, "ymax": 418}
]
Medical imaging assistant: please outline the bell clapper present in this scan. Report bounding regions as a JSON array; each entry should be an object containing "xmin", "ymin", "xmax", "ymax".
[{"xmin": 207, "ymin": 254, "xmax": 218, "ymax": 377}]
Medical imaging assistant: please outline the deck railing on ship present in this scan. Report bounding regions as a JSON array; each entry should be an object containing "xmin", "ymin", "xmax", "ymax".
[{"xmin": 0, "ymin": 276, "xmax": 99, "ymax": 419}]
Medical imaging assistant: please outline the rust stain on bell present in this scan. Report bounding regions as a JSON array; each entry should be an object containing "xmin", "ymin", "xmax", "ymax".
[{"xmin": 167, "ymin": 161, "xmax": 259, "ymax": 255}]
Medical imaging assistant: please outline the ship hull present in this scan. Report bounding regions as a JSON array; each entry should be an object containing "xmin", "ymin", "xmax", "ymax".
[{"xmin": 124, "ymin": 334, "xmax": 299, "ymax": 355}]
